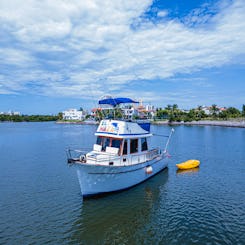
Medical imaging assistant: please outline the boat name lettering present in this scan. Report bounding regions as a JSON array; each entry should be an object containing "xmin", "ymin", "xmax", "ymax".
[{"xmin": 98, "ymin": 121, "xmax": 119, "ymax": 134}]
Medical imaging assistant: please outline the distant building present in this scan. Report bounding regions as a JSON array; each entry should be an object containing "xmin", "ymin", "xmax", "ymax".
[
  {"xmin": 90, "ymin": 107, "xmax": 114, "ymax": 118},
  {"xmin": 121, "ymin": 106, "xmax": 139, "ymax": 119},
  {"xmin": 11, "ymin": 111, "xmax": 21, "ymax": 115},
  {"xmin": 181, "ymin": 109, "xmax": 190, "ymax": 113},
  {"xmin": 91, "ymin": 108, "xmax": 100, "ymax": 118},
  {"xmin": 135, "ymin": 101, "xmax": 156, "ymax": 119},
  {"xmin": 145, "ymin": 104, "xmax": 154, "ymax": 111},
  {"xmin": 90, "ymin": 99, "xmax": 156, "ymax": 120},
  {"xmin": 219, "ymin": 107, "xmax": 227, "ymax": 112},
  {"xmin": 200, "ymin": 106, "xmax": 211, "ymax": 115},
  {"xmin": 119, "ymin": 101, "xmax": 156, "ymax": 119},
  {"xmin": 0, "ymin": 110, "xmax": 21, "ymax": 115},
  {"xmin": 62, "ymin": 109, "xmax": 86, "ymax": 120},
  {"xmin": 199, "ymin": 105, "xmax": 227, "ymax": 115}
]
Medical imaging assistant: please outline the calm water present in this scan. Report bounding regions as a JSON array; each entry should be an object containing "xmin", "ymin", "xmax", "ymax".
[{"xmin": 0, "ymin": 122, "xmax": 244, "ymax": 245}]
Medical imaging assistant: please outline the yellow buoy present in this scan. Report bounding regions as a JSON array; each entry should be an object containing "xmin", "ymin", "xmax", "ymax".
[{"xmin": 176, "ymin": 159, "xmax": 200, "ymax": 170}]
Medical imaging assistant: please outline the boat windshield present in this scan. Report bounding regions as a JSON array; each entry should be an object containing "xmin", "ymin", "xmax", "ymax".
[
  {"xmin": 111, "ymin": 139, "xmax": 121, "ymax": 148},
  {"xmin": 96, "ymin": 136, "xmax": 122, "ymax": 153},
  {"xmin": 141, "ymin": 137, "xmax": 148, "ymax": 151}
]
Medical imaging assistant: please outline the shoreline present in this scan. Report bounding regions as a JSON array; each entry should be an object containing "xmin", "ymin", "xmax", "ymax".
[
  {"xmin": 56, "ymin": 120, "xmax": 99, "ymax": 125},
  {"xmin": 153, "ymin": 119, "xmax": 245, "ymax": 128},
  {"xmin": 2, "ymin": 119, "xmax": 244, "ymax": 128},
  {"xmin": 56, "ymin": 119, "xmax": 245, "ymax": 128}
]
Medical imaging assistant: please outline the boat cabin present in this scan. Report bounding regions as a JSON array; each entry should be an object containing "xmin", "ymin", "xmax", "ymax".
[
  {"xmin": 84, "ymin": 119, "xmax": 160, "ymax": 166},
  {"xmin": 94, "ymin": 135, "xmax": 148, "ymax": 156}
]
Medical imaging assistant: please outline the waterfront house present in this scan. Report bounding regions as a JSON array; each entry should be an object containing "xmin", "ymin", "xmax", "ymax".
[{"xmin": 62, "ymin": 109, "xmax": 86, "ymax": 121}]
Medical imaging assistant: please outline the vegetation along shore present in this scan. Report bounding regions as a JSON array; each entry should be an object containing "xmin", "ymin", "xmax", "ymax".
[
  {"xmin": 0, "ymin": 114, "xmax": 59, "ymax": 122},
  {"xmin": 1, "ymin": 104, "xmax": 245, "ymax": 128},
  {"xmin": 153, "ymin": 104, "xmax": 245, "ymax": 128},
  {"xmin": 153, "ymin": 119, "xmax": 245, "ymax": 128}
]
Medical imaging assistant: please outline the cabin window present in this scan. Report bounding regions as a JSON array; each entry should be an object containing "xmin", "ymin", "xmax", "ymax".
[
  {"xmin": 130, "ymin": 139, "xmax": 138, "ymax": 154},
  {"xmin": 123, "ymin": 140, "xmax": 127, "ymax": 155},
  {"xmin": 111, "ymin": 139, "xmax": 121, "ymax": 149},
  {"xmin": 96, "ymin": 136, "xmax": 102, "ymax": 145},
  {"xmin": 141, "ymin": 138, "xmax": 148, "ymax": 151},
  {"xmin": 102, "ymin": 137, "xmax": 110, "ymax": 151}
]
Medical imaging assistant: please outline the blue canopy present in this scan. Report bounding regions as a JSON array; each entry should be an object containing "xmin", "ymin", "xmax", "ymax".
[{"xmin": 98, "ymin": 97, "xmax": 138, "ymax": 107}]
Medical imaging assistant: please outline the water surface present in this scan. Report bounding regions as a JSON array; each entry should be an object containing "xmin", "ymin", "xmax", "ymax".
[{"xmin": 0, "ymin": 122, "xmax": 244, "ymax": 244}]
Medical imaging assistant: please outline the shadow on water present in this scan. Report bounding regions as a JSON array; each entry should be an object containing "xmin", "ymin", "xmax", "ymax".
[
  {"xmin": 176, "ymin": 167, "xmax": 200, "ymax": 175},
  {"xmin": 68, "ymin": 169, "xmax": 169, "ymax": 245}
]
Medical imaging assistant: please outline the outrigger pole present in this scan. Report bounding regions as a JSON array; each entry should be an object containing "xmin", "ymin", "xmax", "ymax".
[{"xmin": 163, "ymin": 128, "xmax": 175, "ymax": 154}]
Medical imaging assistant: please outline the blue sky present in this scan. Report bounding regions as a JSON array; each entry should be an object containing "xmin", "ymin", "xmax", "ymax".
[{"xmin": 0, "ymin": 0, "xmax": 245, "ymax": 114}]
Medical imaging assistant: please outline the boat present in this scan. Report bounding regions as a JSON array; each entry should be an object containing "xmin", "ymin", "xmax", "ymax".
[
  {"xmin": 66, "ymin": 97, "xmax": 174, "ymax": 197},
  {"xmin": 176, "ymin": 159, "xmax": 200, "ymax": 170}
]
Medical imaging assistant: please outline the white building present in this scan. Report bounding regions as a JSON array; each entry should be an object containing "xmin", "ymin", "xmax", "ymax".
[
  {"xmin": 121, "ymin": 107, "xmax": 139, "ymax": 119},
  {"xmin": 62, "ymin": 109, "xmax": 86, "ymax": 121},
  {"xmin": 0, "ymin": 111, "xmax": 21, "ymax": 115},
  {"xmin": 11, "ymin": 111, "xmax": 21, "ymax": 115},
  {"xmin": 201, "ymin": 106, "xmax": 211, "ymax": 115},
  {"xmin": 145, "ymin": 105, "xmax": 154, "ymax": 111}
]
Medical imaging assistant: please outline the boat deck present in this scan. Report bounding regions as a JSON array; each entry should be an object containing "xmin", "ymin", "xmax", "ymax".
[{"xmin": 67, "ymin": 148, "xmax": 161, "ymax": 166}]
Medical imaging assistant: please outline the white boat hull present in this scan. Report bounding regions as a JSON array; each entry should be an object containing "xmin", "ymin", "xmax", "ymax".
[{"xmin": 75, "ymin": 156, "xmax": 168, "ymax": 197}]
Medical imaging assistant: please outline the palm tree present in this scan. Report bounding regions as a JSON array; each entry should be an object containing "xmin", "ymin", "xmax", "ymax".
[
  {"xmin": 210, "ymin": 104, "xmax": 219, "ymax": 118},
  {"xmin": 173, "ymin": 104, "xmax": 178, "ymax": 111},
  {"xmin": 165, "ymin": 104, "xmax": 172, "ymax": 111},
  {"xmin": 196, "ymin": 106, "xmax": 203, "ymax": 119},
  {"xmin": 197, "ymin": 105, "xmax": 202, "ymax": 111},
  {"xmin": 242, "ymin": 104, "xmax": 245, "ymax": 117}
]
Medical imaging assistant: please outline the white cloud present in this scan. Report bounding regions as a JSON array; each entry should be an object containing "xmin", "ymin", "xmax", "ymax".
[
  {"xmin": 0, "ymin": 0, "xmax": 244, "ymax": 101},
  {"xmin": 157, "ymin": 10, "xmax": 168, "ymax": 18},
  {"xmin": 0, "ymin": 48, "xmax": 35, "ymax": 67}
]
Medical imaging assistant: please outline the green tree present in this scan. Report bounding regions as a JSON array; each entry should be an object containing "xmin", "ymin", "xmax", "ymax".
[
  {"xmin": 196, "ymin": 106, "xmax": 206, "ymax": 120},
  {"xmin": 165, "ymin": 105, "xmax": 172, "ymax": 111},
  {"xmin": 156, "ymin": 109, "xmax": 169, "ymax": 119},
  {"xmin": 58, "ymin": 112, "xmax": 63, "ymax": 120},
  {"xmin": 223, "ymin": 107, "xmax": 241, "ymax": 118},
  {"xmin": 114, "ymin": 108, "xmax": 123, "ymax": 119},
  {"xmin": 242, "ymin": 104, "xmax": 245, "ymax": 117},
  {"xmin": 173, "ymin": 104, "xmax": 178, "ymax": 111},
  {"xmin": 210, "ymin": 104, "xmax": 219, "ymax": 118}
]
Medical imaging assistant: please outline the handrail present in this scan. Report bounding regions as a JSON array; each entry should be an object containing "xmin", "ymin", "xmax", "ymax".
[{"xmin": 67, "ymin": 147, "xmax": 161, "ymax": 165}]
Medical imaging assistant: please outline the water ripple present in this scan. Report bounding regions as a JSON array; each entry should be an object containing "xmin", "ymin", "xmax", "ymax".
[{"xmin": 0, "ymin": 124, "xmax": 245, "ymax": 244}]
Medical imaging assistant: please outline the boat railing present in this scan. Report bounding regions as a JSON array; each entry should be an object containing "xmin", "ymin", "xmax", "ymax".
[
  {"xmin": 67, "ymin": 147, "xmax": 161, "ymax": 165},
  {"xmin": 86, "ymin": 152, "xmax": 122, "ymax": 164},
  {"xmin": 66, "ymin": 148, "xmax": 90, "ymax": 163},
  {"xmin": 130, "ymin": 148, "xmax": 160, "ymax": 164}
]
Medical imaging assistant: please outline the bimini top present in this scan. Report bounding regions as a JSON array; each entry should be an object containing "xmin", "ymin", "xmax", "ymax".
[
  {"xmin": 98, "ymin": 97, "xmax": 138, "ymax": 107},
  {"xmin": 95, "ymin": 119, "xmax": 152, "ymax": 138}
]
